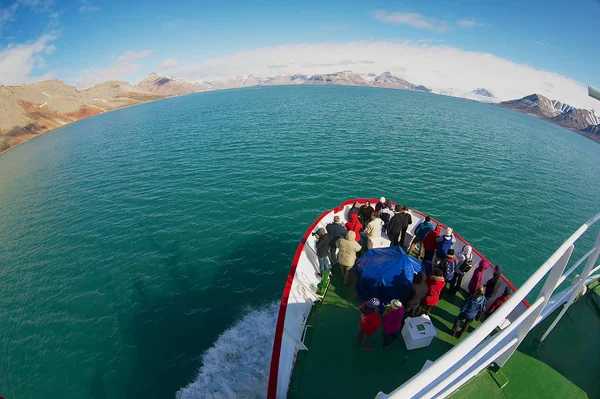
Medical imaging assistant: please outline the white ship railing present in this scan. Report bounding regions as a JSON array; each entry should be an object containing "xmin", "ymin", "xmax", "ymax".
[{"xmin": 375, "ymin": 212, "xmax": 600, "ymax": 399}]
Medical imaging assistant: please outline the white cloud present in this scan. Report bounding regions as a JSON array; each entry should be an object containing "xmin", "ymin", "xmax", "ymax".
[
  {"xmin": 0, "ymin": 34, "xmax": 57, "ymax": 85},
  {"xmin": 168, "ymin": 40, "xmax": 598, "ymax": 112},
  {"xmin": 535, "ymin": 40, "xmax": 548, "ymax": 46},
  {"xmin": 159, "ymin": 58, "xmax": 179, "ymax": 69},
  {"xmin": 457, "ymin": 18, "xmax": 485, "ymax": 28},
  {"xmin": 371, "ymin": 10, "xmax": 448, "ymax": 32},
  {"xmin": 74, "ymin": 50, "xmax": 151, "ymax": 88},
  {"xmin": 79, "ymin": 0, "xmax": 99, "ymax": 13}
]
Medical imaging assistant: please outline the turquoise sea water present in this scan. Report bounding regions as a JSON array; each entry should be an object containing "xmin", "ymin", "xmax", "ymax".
[{"xmin": 0, "ymin": 86, "xmax": 599, "ymax": 399}]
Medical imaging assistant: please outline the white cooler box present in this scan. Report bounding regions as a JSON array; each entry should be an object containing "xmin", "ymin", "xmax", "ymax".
[{"xmin": 401, "ymin": 315, "xmax": 437, "ymax": 350}]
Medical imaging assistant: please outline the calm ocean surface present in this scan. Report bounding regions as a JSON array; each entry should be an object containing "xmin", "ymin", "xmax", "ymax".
[{"xmin": 0, "ymin": 86, "xmax": 599, "ymax": 398}]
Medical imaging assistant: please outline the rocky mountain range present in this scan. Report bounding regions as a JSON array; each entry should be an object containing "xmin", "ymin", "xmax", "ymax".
[
  {"xmin": 0, "ymin": 80, "xmax": 163, "ymax": 151},
  {"xmin": 1, "ymin": 71, "xmax": 599, "ymax": 152},
  {"xmin": 498, "ymin": 94, "xmax": 600, "ymax": 142},
  {"xmin": 0, "ymin": 71, "xmax": 433, "ymax": 152}
]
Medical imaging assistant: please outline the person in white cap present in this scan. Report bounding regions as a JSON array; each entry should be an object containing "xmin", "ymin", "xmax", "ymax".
[
  {"xmin": 435, "ymin": 226, "xmax": 455, "ymax": 265},
  {"xmin": 375, "ymin": 197, "xmax": 387, "ymax": 213}
]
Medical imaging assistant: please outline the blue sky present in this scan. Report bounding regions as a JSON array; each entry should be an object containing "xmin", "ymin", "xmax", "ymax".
[{"xmin": 0, "ymin": 0, "xmax": 599, "ymax": 107}]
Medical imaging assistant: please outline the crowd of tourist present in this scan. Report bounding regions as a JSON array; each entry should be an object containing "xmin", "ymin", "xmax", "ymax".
[{"xmin": 314, "ymin": 198, "xmax": 512, "ymax": 351}]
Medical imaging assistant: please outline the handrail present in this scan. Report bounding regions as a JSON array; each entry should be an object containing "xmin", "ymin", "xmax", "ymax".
[{"xmin": 377, "ymin": 212, "xmax": 600, "ymax": 399}]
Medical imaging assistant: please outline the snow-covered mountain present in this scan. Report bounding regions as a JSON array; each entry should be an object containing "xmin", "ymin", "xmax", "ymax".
[
  {"xmin": 472, "ymin": 88, "xmax": 495, "ymax": 98},
  {"xmin": 499, "ymin": 93, "xmax": 599, "ymax": 134}
]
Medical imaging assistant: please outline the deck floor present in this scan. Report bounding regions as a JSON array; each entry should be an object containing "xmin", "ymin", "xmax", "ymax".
[
  {"xmin": 288, "ymin": 261, "xmax": 480, "ymax": 399},
  {"xmin": 449, "ymin": 279, "xmax": 600, "ymax": 399}
]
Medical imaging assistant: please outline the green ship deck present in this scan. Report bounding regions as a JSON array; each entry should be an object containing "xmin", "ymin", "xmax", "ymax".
[
  {"xmin": 450, "ymin": 279, "xmax": 600, "ymax": 399},
  {"xmin": 288, "ymin": 262, "xmax": 483, "ymax": 399},
  {"xmin": 288, "ymin": 263, "xmax": 600, "ymax": 399}
]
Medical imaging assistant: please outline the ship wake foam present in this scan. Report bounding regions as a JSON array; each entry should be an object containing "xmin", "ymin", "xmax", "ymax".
[{"xmin": 176, "ymin": 302, "xmax": 279, "ymax": 399}]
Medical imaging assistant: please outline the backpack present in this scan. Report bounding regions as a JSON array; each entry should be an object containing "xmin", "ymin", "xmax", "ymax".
[
  {"xmin": 443, "ymin": 260, "xmax": 455, "ymax": 281},
  {"xmin": 459, "ymin": 257, "xmax": 473, "ymax": 273},
  {"xmin": 436, "ymin": 237, "xmax": 453, "ymax": 258}
]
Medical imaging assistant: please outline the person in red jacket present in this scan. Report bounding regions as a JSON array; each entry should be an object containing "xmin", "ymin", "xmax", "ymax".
[
  {"xmin": 356, "ymin": 298, "xmax": 381, "ymax": 351},
  {"xmin": 422, "ymin": 225, "xmax": 441, "ymax": 262},
  {"xmin": 345, "ymin": 214, "xmax": 363, "ymax": 243},
  {"xmin": 484, "ymin": 287, "xmax": 511, "ymax": 319},
  {"xmin": 421, "ymin": 269, "xmax": 446, "ymax": 315}
]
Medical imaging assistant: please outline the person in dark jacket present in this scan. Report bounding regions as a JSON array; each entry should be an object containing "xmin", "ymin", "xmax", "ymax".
[
  {"xmin": 326, "ymin": 216, "xmax": 347, "ymax": 265},
  {"xmin": 485, "ymin": 265, "xmax": 503, "ymax": 300},
  {"xmin": 375, "ymin": 197, "xmax": 387, "ymax": 213},
  {"xmin": 422, "ymin": 225, "xmax": 441, "ymax": 262},
  {"xmin": 348, "ymin": 202, "xmax": 360, "ymax": 221},
  {"xmin": 358, "ymin": 201, "xmax": 374, "ymax": 227},
  {"xmin": 403, "ymin": 271, "xmax": 428, "ymax": 320},
  {"xmin": 407, "ymin": 215, "xmax": 434, "ymax": 258},
  {"xmin": 378, "ymin": 202, "xmax": 395, "ymax": 232},
  {"xmin": 388, "ymin": 205, "xmax": 412, "ymax": 247},
  {"xmin": 440, "ymin": 248, "xmax": 456, "ymax": 285},
  {"xmin": 452, "ymin": 285, "xmax": 487, "ymax": 339},
  {"xmin": 314, "ymin": 228, "xmax": 330, "ymax": 277}
]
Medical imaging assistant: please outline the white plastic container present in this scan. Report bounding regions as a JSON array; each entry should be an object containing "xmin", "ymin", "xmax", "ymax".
[{"xmin": 401, "ymin": 315, "xmax": 437, "ymax": 350}]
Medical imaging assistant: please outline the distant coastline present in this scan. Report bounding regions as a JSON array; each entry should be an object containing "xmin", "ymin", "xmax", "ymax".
[
  {"xmin": 1, "ymin": 72, "xmax": 599, "ymax": 156},
  {"xmin": 0, "ymin": 95, "xmax": 168, "ymax": 156}
]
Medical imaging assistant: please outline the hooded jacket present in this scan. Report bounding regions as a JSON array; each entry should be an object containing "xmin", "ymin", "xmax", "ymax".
[
  {"xmin": 469, "ymin": 260, "xmax": 490, "ymax": 294},
  {"xmin": 336, "ymin": 231, "xmax": 362, "ymax": 267},
  {"xmin": 456, "ymin": 246, "xmax": 474, "ymax": 275},
  {"xmin": 436, "ymin": 234, "xmax": 456, "ymax": 259},
  {"xmin": 485, "ymin": 267, "xmax": 503, "ymax": 299},
  {"xmin": 423, "ymin": 275, "xmax": 446, "ymax": 306},
  {"xmin": 359, "ymin": 302, "xmax": 381, "ymax": 335},
  {"xmin": 423, "ymin": 228, "xmax": 441, "ymax": 252},
  {"xmin": 486, "ymin": 293, "xmax": 510, "ymax": 315},
  {"xmin": 382, "ymin": 307, "xmax": 405, "ymax": 334},
  {"xmin": 460, "ymin": 294, "xmax": 487, "ymax": 320},
  {"xmin": 345, "ymin": 214, "xmax": 363, "ymax": 242},
  {"xmin": 405, "ymin": 271, "xmax": 429, "ymax": 308},
  {"xmin": 414, "ymin": 221, "xmax": 434, "ymax": 241},
  {"xmin": 315, "ymin": 232, "xmax": 330, "ymax": 258}
]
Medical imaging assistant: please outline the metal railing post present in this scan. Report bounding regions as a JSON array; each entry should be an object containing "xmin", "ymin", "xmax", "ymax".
[
  {"xmin": 540, "ymin": 230, "xmax": 600, "ymax": 342},
  {"xmin": 495, "ymin": 244, "xmax": 574, "ymax": 366}
]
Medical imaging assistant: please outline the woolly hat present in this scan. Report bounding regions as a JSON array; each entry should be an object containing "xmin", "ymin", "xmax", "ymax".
[
  {"xmin": 390, "ymin": 299, "xmax": 402, "ymax": 310},
  {"xmin": 316, "ymin": 228, "xmax": 326, "ymax": 235},
  {"xmin": 380, "ymin": 197, "xmax": 386, "ymax": 202},
  {"xmin": 447, "ymin": 248, "xmax": 455, "ymax": 256},
  {"xmin": 367, "ymin": 298, "xmax": 380, "ymax": 309},
  {"xmin": 494, "ymin": 265, "xmax": 503, "ymax": 275}
]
